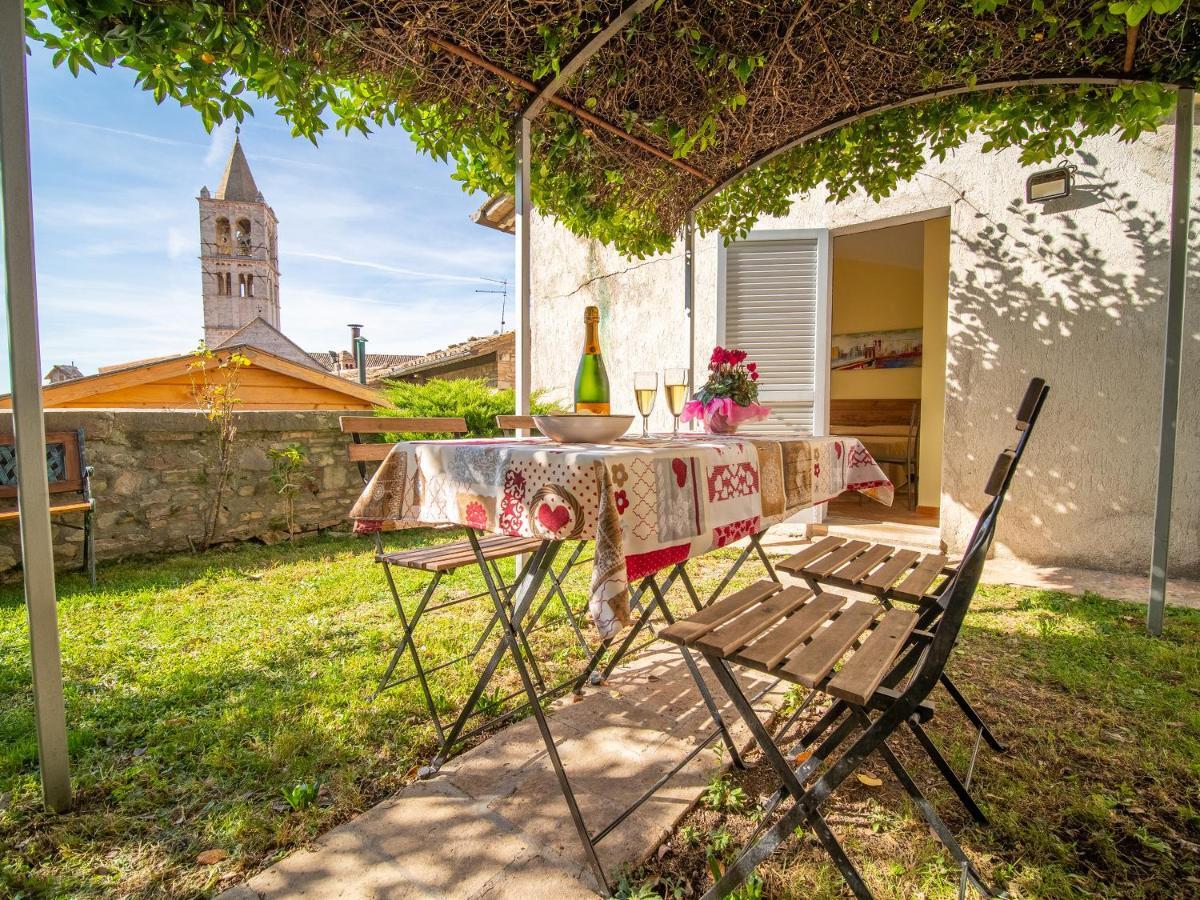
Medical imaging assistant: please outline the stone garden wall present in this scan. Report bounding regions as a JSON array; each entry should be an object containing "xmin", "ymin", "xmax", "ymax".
[{"xmin": 0, "ymin": 409, "xmax": 364, "ymax": 579}]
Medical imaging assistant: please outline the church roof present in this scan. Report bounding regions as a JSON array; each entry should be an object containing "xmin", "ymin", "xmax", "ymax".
[
  {"xmin": 216, "ymin": 317, "xmax": 319, "ymax": 370},
  {"xmin": 214, "ymin": 136, "xmax": 261, "ymax": 202}
]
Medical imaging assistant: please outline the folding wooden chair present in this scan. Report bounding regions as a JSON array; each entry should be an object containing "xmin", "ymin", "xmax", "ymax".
[
  {"xmin": 662, "ymin": 377, "xmax": 1048, "ymax": 899},
  {"xmin": 778, "ymin": 380, "xmax": 1050, "ymax": 774},
  {"xmin": 340, "ymin": 416, "xmax": 542, "ymax": 742}
]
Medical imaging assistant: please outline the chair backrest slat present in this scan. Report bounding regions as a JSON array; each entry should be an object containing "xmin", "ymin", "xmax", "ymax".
[
  {"xmin": 340, "ymin": 415, "xmax": 469, "ymax": 484},
  {"xmin": 983, "ymin": 450, "xmax": 1015, "ymax": 497},
  {"xmin": 339, "ymin": 416, "xmax": 468, "ymax": 434},
  {"xmin": 829, "ymin": 399, "xmax": 919, "ymax": 430},
  {"xmin": 1016, "ymin": 377, "xmax": 1047, "ymax": 432},
  {"xmin": 496, "ymin": 415, "xmax": 541, "ymax": 433},
  {"xmin": 348, "ymin": 443, "xmax": 395, "ymax": 462}
]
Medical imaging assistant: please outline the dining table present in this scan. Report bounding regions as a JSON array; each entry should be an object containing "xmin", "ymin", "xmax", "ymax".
[{"xmin": 349, "ymin": 430, "xmax": 892, "ymax": 892}]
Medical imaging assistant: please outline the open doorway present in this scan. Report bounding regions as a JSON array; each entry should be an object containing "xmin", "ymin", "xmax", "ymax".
[{"xmin": 824, "ymin": 215, "xmax": 949, "ymax": 540}]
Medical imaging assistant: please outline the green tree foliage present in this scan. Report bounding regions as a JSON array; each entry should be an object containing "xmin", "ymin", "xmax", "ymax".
[
  {"xmin": 376, "ymin": 378, "xmax": 562, "ymax": 438},
  {"xmin": 24, "ymin": 1, "xmax": 1194, "ymax": 258}
]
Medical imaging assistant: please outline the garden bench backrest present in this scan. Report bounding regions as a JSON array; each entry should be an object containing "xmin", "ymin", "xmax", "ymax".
[{"xmin": 0, "ymin": 429, "xmax": 89, "ymax": 499}]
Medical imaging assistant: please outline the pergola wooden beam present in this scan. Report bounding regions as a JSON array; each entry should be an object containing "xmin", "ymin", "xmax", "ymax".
[{"xmin": 427, "ymin": 34, "xmax": 713, "ymax": 184}]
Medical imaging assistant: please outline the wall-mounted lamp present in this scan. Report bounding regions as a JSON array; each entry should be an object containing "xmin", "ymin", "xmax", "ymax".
[{"xmin": 1026, "ymin": 162, "xmax": 1077, "ymax": 203}]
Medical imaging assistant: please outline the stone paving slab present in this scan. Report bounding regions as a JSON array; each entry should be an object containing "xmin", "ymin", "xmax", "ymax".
[{"xmin": 222, "ymin": 648, "xmax": 787, "ymax": 900}]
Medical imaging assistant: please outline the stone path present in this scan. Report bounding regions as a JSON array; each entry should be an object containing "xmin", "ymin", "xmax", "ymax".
[
  {"xmin": 221, "ymin": 649, "xmax": 787, "ymax": 899},
  {"xmin": 220, "ymin": 536, "xmax": 1200, "ymax": 900}
]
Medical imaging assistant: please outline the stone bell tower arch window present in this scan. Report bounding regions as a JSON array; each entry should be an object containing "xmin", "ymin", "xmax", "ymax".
[
  {"xmin": 236, "ymin": 218, "xmax": 252, "ymax": 255},
  {"xmin": 215, "ymin": 217, "xmax": 231, "ymax": 254}
]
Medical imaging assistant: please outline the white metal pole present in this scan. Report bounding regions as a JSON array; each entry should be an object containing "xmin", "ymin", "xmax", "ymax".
[
  {"xmin": 514, "ymin": 116, "xmax": 532, "ymax": 422},
  {"xmin": 1148, "ymin": 87, "xmax": 1193, "ymax": 637},
  {"xmin": 684, "ymin": 212, "xmax": 695, "ymax": 392},
  {"xmin": 0, "ymin": 0, "xmax": 72, "ymax": 810}
]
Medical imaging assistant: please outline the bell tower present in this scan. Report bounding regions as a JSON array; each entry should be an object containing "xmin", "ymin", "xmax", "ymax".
[{"xmin": 198, "ymin": 131, "xmax": 280, "ymax": 346}]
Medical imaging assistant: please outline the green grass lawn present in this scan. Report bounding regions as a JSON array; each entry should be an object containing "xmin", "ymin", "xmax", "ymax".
[{"xmin": 1, "ymin": 534, "xmax": 1198, "ymax": 899}]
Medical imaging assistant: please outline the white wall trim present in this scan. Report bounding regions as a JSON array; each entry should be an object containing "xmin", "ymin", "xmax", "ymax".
[{"xmin": 828, "ymin": 206, "xmax": 953, "ymax": 238}]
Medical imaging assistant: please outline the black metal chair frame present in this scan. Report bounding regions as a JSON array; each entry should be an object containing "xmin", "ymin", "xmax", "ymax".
[
  {"xmin": 784, "ymin": 547, "xmax": 1009, "ymax": 795},
  {"xmin": 681, "ymin": 378, "xmax": 1048, "ymax": 899},
  {"xmin": 434, "ymin": 531, "xmax": 764, "ymax": 895},
  {"xmin": 343, "ymin": 417, "xmax": 591, "ymax": 759}
]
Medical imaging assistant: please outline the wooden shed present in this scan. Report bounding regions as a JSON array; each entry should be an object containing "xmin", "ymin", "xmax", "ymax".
[{"xmin": 0, "ymin": 346, "xmax": 381, "ymax": 411}]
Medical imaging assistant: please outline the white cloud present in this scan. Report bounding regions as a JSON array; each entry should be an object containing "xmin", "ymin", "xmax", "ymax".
[
  {"xmin": 284, "ymin": 250, "xmax": 500, "ymax": 285},
  {"xmin": 31, "ymin": 116, "xmax": 199, "ymax": 148},
  {"xmin": 166, "ymin": 227, "xmax": 191, "ymax": 260},
  {"xmin": 204, "ymin": 121, "xmax": 236, "ymax": 168}
]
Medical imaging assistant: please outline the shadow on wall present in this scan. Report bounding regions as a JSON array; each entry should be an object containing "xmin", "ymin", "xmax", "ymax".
[{"xmin": 943, "ymin": 149, "xmax": 1199, "ymax": 577}]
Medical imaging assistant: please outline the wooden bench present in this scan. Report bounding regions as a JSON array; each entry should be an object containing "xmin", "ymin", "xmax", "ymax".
[
  {"xmin": 0, "ymin": 429, "xmax": 96, "ymax": 585},
  {"xmin": 829, "ymin": 398, "xmax": 920, "ymax": 510}
]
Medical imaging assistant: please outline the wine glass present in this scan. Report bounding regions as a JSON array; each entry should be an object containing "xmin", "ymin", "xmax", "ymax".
[
  {"xmin": 633, "ymin": 371, "xmax": 657, "ymax": 439},
  {"xmin": 664, "ymin": 368, "xmax": 688, "ymax": 438}
]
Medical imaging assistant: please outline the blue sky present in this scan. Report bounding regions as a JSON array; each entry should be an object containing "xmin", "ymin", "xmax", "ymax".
[{"xmin": 2, "ymin": 42, "xmax": 515, "ymax": 391}]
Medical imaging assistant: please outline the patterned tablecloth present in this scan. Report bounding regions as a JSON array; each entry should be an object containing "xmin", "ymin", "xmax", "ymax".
[{"xmin": 351, "ymin": 434, "xmax": 891, "ymax": 638}]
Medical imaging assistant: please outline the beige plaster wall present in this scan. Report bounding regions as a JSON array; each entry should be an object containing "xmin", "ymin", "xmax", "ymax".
[{"xmin": 529, "ymin": 119, "xmax": 1200, "ymax": 577}]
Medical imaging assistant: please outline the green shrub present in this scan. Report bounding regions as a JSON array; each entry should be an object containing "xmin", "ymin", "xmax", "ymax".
[{"xmin": 376, "ymin": 378, "xmax": 562, "ymax": 438}]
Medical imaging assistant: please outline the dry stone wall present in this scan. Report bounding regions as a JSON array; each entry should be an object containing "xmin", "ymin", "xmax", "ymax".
[{"xmin": 0, "ymin": 409, "xmax": 364, "ymax": 579}]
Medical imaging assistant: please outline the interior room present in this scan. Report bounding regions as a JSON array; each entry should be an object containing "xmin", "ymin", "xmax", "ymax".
[{"xmin": 824, "ymin": 216, "xmax": 949, "ymax": 539}]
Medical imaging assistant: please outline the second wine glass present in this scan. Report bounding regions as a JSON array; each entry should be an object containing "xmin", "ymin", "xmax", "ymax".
[
  {"xmin": 664, "ymin": 368, "xmax": 688, "ymax": 438},
  {"xmin": 634, "ymin": 371, "xmax": 657, "ymax": 439}
]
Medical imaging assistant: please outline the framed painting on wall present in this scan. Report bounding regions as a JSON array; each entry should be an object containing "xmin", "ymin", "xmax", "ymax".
[{"xmin": 831, "ymin": 328, "xmax": 922, "ymax": 370}]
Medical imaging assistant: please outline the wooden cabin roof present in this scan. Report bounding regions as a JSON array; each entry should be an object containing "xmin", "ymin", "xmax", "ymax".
[{"xmin": 0, "ymin": 346, "xmax": 382, "ymax": 411}]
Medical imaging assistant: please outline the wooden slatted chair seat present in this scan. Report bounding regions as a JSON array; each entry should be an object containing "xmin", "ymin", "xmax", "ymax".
[
  {"xmin": 661, "ymin": 580, "xmax": 925, "ymax": 709},
  {"xmin": 778, "ymin": 535, "xmax": 948, "ymax": 603},
  {"xmin": 378, "ymin": 534, "xmax": 543, "ymax": 572}
]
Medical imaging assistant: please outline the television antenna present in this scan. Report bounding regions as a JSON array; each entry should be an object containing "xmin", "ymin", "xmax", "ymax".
[{"xmin": 476, "ymin": 277, "xmax": 509, "ymax": 333}]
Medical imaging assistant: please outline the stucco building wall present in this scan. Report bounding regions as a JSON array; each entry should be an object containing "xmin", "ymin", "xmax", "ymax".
[{"xmin": 528, "ymin": 122, "xmax": 1200, "ymax": 576}]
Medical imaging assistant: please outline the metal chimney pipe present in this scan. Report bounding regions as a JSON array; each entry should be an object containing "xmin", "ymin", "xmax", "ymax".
[{"xmin": 354, "ymin": 336, "xmax": 367, "ymax": 385}]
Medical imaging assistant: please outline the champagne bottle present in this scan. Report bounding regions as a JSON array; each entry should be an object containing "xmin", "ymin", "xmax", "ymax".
[{"xmin": 574, "ymin": 305, "xmax": 611, "ymax": 414}]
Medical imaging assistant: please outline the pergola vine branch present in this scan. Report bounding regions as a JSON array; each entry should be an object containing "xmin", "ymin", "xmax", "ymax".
[{"xmin": 24, "ymin": 1, "xmax": 1198, "ymax": 257}]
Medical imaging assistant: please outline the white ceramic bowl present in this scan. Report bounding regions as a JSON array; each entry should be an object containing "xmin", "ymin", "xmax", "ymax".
[{"xmin": 533, "ymin": 414, "xmax": 634, "ymax": 444}]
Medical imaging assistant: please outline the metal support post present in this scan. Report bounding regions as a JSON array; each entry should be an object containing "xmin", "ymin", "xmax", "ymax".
[
  {"xmin": 684, "ymin": 211, "xmax": 696, "ymax": 398},
  {"xmin": 1148, "ymin": 87, "xmax": 1193, "ymax": 636},
  {"xmin": 514, "ymin": 116, "xmax": 533, "ymax": 420},
  {"xmin": 0, "ymin": 7, "xmax": 72, "ymax": 812}
]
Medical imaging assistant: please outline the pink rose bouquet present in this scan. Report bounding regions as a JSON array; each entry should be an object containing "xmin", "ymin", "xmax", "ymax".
[{"xmin": 680, "ymin": 346, "xmax": 770, "ymax": 434}]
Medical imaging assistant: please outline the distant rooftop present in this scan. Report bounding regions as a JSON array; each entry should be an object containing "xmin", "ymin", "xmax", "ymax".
[
  {"xmin": 471, "ymin": 194, "xmax": 515, "ymax": 234},
  {"xmin": 371, "ymin": 332, "xmax": 513, "ymax": 383}
]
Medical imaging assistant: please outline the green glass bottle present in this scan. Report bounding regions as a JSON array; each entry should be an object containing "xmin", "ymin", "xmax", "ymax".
[{"xmin": 574, "ymin": 305, "xmax": 611, "ymax": 414}]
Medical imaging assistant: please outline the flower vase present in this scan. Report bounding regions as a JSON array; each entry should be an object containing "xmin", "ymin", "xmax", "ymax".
[{"xmin": 704, "ymin": 408, "xmax": 739, "ymax": 434}]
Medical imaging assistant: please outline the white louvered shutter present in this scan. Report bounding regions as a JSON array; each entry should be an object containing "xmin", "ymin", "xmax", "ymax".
[{"xmin": 722, "ymin": 232, "xmax": 830, "ymax": 437}]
